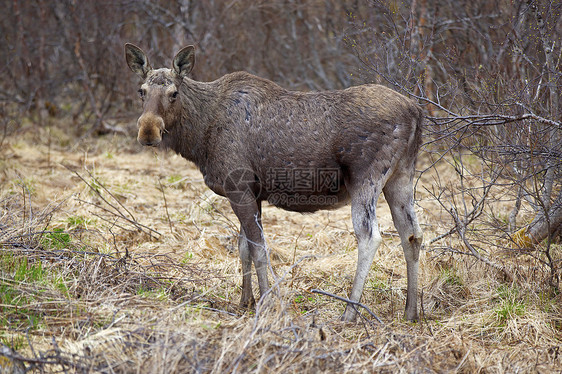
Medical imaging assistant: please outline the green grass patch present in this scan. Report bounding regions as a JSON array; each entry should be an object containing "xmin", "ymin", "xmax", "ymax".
[
  {"xmin": 41, "ymin": 228, "xmax": 71, "ymax": 250},
  {"xmin": 14, "ymin": 258, "xmax": 44, "ymax": 282},
  {"xmin": 0, "ymin": 332, "xmax": 26, "ymax": 351},
  {"xmin": 181, "ymin": 251, "xmax": 194, "ymax": 263},
  {"xmin": 293, "ymin": 294, "xmax": 315, "ymax": 304},
  {"xmin": 0, "ymin": 254, "xmax": 47, "ymax": 331},
  {"xmin": 12, "ymin": 177, "xmax": 37, "ymax": 195},
  {"xmin": 66, "ymin": 215, "xmax": 94, "ymax": 229},
  {"xmin": 440, "ymin": 267, "xmax": 463, "ymax": 287},
  {"xmin": 87, "ymin": 176, "xmax": 105, "ymax": 196},
  {"xmin": 136, "ymin": 285, "xmax": 170, "ymax": 301},
  {"xmin": 166, "ymin": 174, "xmax": 186, "ymax": 189},
  {"xmin": 167, "ymin": 174, "xmax": 183, "ymax": 184},
  {"xmin": 369, "ymin": 278, "xmax": 387, "ymax": 290},
  {"xmin": 494, "ymin": 285, "xmax": 526, "ymax": 324},
  {"xmin": 2, "ymin": 254, "xmax": 45, "ymax": 283}
]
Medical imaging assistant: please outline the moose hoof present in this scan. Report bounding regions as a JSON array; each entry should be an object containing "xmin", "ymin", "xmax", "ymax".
[
  {"xmin": 341, "ymin": 307, "xmax": 358, "ymax": 322},
  {"xmin": 404, "ymin": 313, "xmax": 419, "ymax": 322},
  {"xmin": 239, "ymin": 295, "xmax": 256, "ymax": 310}
]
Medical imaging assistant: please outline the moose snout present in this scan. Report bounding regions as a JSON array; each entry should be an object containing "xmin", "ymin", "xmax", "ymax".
[{"xmin": 137, "ymin": 112, "xmax": 165, "ymax": 146}]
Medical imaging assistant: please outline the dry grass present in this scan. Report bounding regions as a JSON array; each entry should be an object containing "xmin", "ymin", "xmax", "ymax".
[{"xmin": 1, "ymin": 132, "xmax": 561, "ymax": 373}]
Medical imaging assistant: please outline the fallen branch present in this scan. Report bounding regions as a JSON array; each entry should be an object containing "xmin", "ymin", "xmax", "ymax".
[{"xmin": 310, "ymin": 288, "xmax": 384, "ymax": 325}]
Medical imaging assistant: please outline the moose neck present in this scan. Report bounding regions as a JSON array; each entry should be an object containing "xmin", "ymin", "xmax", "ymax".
[{"xmin": 162, "ymin": 77, "xmax": 219, "ymax": 167}]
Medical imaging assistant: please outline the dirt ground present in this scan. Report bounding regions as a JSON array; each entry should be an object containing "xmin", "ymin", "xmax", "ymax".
[{"xmin": 0, "ymin": 130, "xmax": 561, "ymax": 373}]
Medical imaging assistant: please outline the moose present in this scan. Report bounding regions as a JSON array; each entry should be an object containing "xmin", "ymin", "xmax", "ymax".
[{"xmin": 125, "ymin": 43, "xmax": 423, "ymax": 322}]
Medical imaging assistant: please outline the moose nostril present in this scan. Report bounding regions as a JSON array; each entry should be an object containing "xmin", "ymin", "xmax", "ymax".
[{"xmin": 139, "ymin": 139, "xmax": 156, "ymax": 147}]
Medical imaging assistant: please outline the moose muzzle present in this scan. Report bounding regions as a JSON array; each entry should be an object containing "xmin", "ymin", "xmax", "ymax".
[{"xmin": 137, "ymin": 112, "xmax": 165, "ymax": 146}]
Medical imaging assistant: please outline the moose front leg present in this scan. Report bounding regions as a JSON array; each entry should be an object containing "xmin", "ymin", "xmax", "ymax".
[
  {"xmin": 231, "ymin": 201, "xmax": 270, "ymax": 305},
  {"xmin": 238, "ymin": 226, "xmax": 255, "ymax": 308}
]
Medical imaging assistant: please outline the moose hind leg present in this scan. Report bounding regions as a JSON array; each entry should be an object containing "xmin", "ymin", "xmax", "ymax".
[
  {"xmin": 238, "ymin": 226, "xmax": 255, "ymax": 308},
  {"xmin": 342, "ymin": 190, "xmax": 382, "ymax": 322},
  {"xmin": 383, "ymin": 173, "xmax": 423, "ymax": 321}
]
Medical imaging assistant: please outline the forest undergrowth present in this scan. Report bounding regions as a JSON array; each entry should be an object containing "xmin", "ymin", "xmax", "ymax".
[{"xmin": 1, "ymin": 132, "xmax": 560, "ymax": 373}]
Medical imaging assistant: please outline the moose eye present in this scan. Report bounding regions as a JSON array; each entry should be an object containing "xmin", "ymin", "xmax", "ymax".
[
  {"xmin": 169, "ymin": 91, "xmax": 179, "ymax": 102},
  {"xmin": 138, "ymin": 89, "xmax": 145, "ymax": 99}
]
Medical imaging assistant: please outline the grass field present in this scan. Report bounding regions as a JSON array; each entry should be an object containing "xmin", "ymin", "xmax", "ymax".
[{"xmin": 1, "ymin": 130, "xmax": 561, "ymax": 373}]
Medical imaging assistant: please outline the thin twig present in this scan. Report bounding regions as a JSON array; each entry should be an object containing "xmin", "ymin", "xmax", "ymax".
[
  {"xmin": 420, "ymin": 289, "xmax": 433, "ymax": 336},
  {"xmin": 84, "ymin": 168, "xmax": 137, "ymax": 222},
  {"xmin": 310, "ymin": 288, "xmax": 384, "ymax": 324},
  {"xmin": 68, "ymin": 167, "xmax": 160, "ymax": 238},
  {"xmin": 450, "ymin": 208, "xmax": 514, "ymax": 281},
  {"xmin": 158, "ymin": 178, "xmax": 174, "ymax": 234}
]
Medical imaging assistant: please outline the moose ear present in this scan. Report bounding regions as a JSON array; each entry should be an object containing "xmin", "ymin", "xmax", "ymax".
[
  {"xmin": 125, "ymin": 43, "xmax": 151, "ymax": 79},
  {"xmin": 172, "ymin": 45, "xmax": 195, "ymax": 78}
]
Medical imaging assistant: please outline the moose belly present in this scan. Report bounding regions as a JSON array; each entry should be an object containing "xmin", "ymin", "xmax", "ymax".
[
  {"xmin": 260, "ymin": 166, "xmax": 350, "ymax": 212},
  {"xmin": 265, "ymin": 189, "xmax": 350, "ymax": 212}
]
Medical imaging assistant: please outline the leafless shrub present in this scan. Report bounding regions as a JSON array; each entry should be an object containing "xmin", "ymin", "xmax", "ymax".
[{"xmin": 347, "ymin": 0, "xmax": 561, "ymax": 289}]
